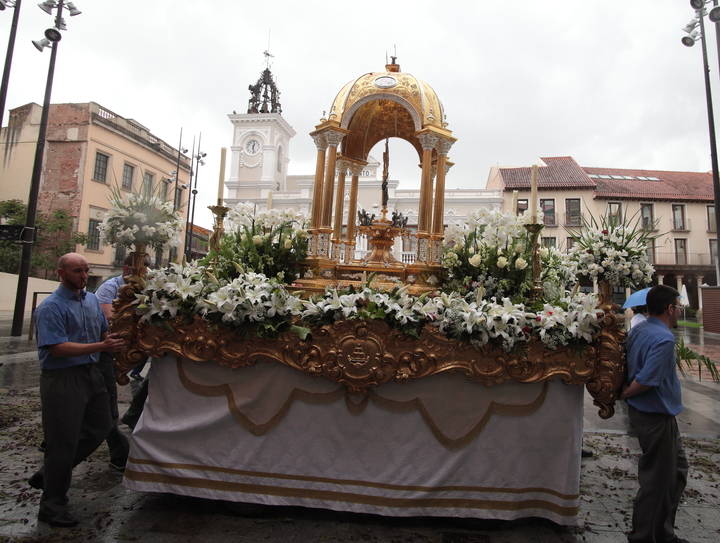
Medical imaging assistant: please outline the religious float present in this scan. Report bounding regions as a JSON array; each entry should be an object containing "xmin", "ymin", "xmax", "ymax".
[{"xmin": 106, "ymin": 60, "xmax": 653, "ymax": 525}]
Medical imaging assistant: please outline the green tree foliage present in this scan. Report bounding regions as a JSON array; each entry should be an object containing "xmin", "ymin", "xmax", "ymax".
[{"xmin": 0, "ymin": 200, "xmax": 88, "ymax": 279}]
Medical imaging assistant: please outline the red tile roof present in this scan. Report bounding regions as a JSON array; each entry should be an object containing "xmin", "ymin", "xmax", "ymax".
[
  {"xmin": 500, "ymin": 157, "xmax": 596, "ymax": 189},
  {"xmin": 498, "ymin": 156, "xmax": 714, "ymax": 202},
  {"xmin": 582, "ymin": 166, "xmax": 713, "ymax": 201}
]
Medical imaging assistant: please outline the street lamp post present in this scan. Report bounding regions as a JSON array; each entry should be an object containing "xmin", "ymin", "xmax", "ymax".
[
  {"xmin": 11, "ymin": 0, "xmax": 80, "ymax": 336},
  {"xmin": 684, "ymin": 0, "xmax": 720, "ymax": 284},
  {"xmin": 0, "ymin": 0, "xmax": 22, "ymax": 131}
]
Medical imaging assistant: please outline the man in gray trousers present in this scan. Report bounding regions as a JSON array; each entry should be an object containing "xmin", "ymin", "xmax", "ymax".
[{"xmin": 622, "ymin": 284, "xmax": 689, "ymax": 543}]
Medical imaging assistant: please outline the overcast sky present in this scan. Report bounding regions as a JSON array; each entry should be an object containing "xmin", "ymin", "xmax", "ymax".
[{"xmin": 1, "ymin": 0, "xmax": 717, "ymax": 228}]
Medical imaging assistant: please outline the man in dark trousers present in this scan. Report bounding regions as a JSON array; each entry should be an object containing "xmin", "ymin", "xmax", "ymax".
[
  {"xmin": 621, "ymin": 284, "xmax": 689, "ymax": 543},
  {"xmin": 29, "ymin": 253, "xmax": 126, "ymax": 527}
]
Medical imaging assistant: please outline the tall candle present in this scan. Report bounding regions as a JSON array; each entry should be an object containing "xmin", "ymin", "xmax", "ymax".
[
  {"xmin": 530, "ymin": 164, "xmax": 538, "ymax": 223},
  {"xmin": 217, "ymin": 147, "xmax": 227, "ymax": 204}
]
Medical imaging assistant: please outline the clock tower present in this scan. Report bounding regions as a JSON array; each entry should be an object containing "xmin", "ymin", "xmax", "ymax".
[{"xmin": 226, "ymin": 61, "xmax": 296, "ymax": 202}]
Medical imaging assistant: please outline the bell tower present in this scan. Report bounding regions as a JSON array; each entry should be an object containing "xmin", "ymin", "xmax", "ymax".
[{"xmin": 226, "ymin": 53, "xmax": 296, "ymax": 202}]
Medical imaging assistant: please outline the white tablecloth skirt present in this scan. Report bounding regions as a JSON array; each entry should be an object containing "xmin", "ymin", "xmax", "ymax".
[{"xmin": 124, "ymin": 356, "xmax": 583, "ymax": 524}]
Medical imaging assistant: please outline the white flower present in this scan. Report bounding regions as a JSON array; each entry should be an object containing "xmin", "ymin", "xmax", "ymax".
[
  {"xmin": 496, "ymin": 256, "xmax": 508, "ymax": 269},
  {"xmin": 252, "ymin": 235, "xmax": 263, "ymax": 246},
  {"xmin": 514, "ymin": 257, "xmax": 528, "ymax": 270},
  {"xmin": 469, "ymin": 254, "xmax": 483, "ymax": 267}
]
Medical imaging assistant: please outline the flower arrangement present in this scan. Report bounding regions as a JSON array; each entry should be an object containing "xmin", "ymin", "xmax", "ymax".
[
  {"xmin": 202, "ymin": 203, "xmax": 308, "ymax": 283},
  {"xmin": 566, "ymin": 211, "xmax": 655, "ymax": 289},
  {"xmin": 135, "ymin": 261, "xmax": 604, "ymax": 350},
  {"xmin": 98, "ymin": 184, "xmax": 183, "ymax": 251}
]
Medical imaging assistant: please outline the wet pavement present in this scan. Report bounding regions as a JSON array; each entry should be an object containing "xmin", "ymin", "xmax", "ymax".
[{"xmin": 0, "ymin": 325, "xmax": 718, "ymax": 542}]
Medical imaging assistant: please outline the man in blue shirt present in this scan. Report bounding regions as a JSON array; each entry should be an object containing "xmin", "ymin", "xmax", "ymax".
[
  {"xmin": 29, "ymin": 253, "xmax": 126, "ymax": 527},
  {"xmin": 622, "ymin": 284, "xmax": 688, "ymax": 543}
]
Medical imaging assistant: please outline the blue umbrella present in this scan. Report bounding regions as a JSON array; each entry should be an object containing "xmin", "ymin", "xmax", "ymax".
[{"xmin": 622, "ymin": 287, "xmax": 651, "ymax": 309}]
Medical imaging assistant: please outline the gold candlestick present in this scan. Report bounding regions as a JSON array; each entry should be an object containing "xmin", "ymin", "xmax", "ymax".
[
  {"xmin": 207, "ymin": 204, "xmax": 229, "ymax": 272},
  {"xmin": 524, "ymin": 222, "xmax": 544, "ymax": 301}
]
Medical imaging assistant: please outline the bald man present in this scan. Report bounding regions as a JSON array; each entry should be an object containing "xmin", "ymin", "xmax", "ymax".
[{"xmin": 28, "ymin": 253, "xmax": 126, "ymax": 527}]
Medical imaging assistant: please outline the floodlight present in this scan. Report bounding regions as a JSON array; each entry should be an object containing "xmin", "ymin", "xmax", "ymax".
[
  {"xmin": 691, "ymin": 0, "xmax": 705, "ymax": 9},
  {"xmin": 55, "ymin": 17, "xmax": 66, "ymax": 30},
  {"xmin": 682, "ymin": 35, "xmax": 697, "ymax": 47},
  {"xmin": 0, "ymin": 1, "xmax": 8, "ymax": 11},
  {"xmin": 37, "ymin": 1, "xmax": 56, "ymax": 14},
  {"xmin": 32, "ymin": 37, "xmax": 51, "ymax": 51},
  {"xmin": 684, "ymin": 19, "xmax": 699, "ymax": 33},
  {"xmin": 710, "ymin": 6, "xmax": 720, "ymax": 22},
  {"xmin": 44, "ymin": 27, "xmax": 61, "ymax": 41},
  {"xmin": 66, "ymin": 2, "xmax": 81, "ymax": 16}
]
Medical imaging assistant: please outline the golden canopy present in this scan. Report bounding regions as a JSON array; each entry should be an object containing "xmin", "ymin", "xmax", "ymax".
[{"xmin": 325, "ymin": 63, "xmax": 451, "ymax": 161}]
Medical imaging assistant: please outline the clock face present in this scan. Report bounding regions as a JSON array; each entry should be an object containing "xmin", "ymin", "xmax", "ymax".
[
  {"xmin": 374, "ymin": 76, "xmax": 397, "ymax": 89},
  {"xmin": 245, "ymin": 139, "xmax": 261, "ymax": 155}
]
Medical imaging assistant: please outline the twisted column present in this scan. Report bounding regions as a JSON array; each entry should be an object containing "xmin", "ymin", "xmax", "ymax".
[
  {"xmin": 310, "ymin": 134, "xmax": 328, "ymax": 230},
  {"xmin": 332, "ymin": 158, "xmax": 350, "ymax": 261},
  {"xmin": 344, "ymin": 162, "xmax": 364, "ymax": 262},
  {"xmin": 417, "ymin": 133, "xmax": 438, "ymax": 234},
  {"xmin": 431, "ymin": 139, "xmax": 454, "ymax": 236},
  {"xmin": 320, "ymin": 130, "xmax": 346, "ymax": 229}
]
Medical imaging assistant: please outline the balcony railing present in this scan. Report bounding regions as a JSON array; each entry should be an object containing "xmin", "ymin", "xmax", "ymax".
[{"xmin": 653, "ymin": 251, "xmax": 713, "ymax": 266}]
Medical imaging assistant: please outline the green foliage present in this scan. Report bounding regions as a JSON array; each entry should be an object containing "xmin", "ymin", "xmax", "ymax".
[
  {"xmin": 200, "ymin": 221, "xmax": 308, "ymax": 284},
  {"xmin": 676, "ymin": 337, "xmax": 720, "ymax": 382},
  {"xmin": 0, "ymin": 200, "xmax": 87, "ymax": 278}
]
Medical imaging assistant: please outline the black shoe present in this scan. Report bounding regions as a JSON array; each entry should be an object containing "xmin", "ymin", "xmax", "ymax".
[
  {"xmin": 38, "ymin": 510, "xmax": 78, "ymax": 527},
  {"xmin": 581, "ymin": 448, "xmax": 594, "ymax": 458},
  {"xmin": 28, "ymin": 472, "xmax": 44, "ymax": 490}
]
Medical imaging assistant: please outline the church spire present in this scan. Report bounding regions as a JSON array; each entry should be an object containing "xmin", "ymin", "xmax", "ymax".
[{"xmin": 247, "ymin": 51, "xmax": 282, "ymax": 114}]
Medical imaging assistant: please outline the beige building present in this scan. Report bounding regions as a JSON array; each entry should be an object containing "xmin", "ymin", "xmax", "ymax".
[
  {"xmin": 0, "ymin": 102, "xmax": 191, "ymax": 288},
  {"xmin": 487, "ymin": 156, "xmax": 717, "ymax": 310}
]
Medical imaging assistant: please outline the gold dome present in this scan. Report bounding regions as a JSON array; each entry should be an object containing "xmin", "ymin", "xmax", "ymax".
[{"xmin": 323, "ymin": 65, "xmax": 450, "ymax": 161}]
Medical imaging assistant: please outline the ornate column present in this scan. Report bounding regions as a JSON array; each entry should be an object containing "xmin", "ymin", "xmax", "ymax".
[
  {"xmin": 416, "ymin": 132, "xmax": 438, "ymax": 263},
  {"xmin": 430, "ymin": 138, "xmax": 454, "ymax": 264},
  {"xmin": 308, "ymin": 134, "xmax": 327, "ymax": 257},
  {"xmin": 332, "ymin": 158, "xmax": 349, "ymax": 262},
  {"xmin": 318, "ymin": 129, "xmax": 345, "ymax": 259},
  {"xmin": 344, "ymin": 162, "xmax": 364, "ymax": 263}
]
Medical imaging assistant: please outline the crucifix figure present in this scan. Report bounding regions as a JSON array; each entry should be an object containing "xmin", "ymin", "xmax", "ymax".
[{"xmin": 381, "ymin": 138, "xmax": 389, "ymax": 211}]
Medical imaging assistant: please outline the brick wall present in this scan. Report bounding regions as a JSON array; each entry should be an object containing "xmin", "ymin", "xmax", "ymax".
[{"xmin": 701, "ymin": 287, "xmax": 720, "ymax": 333}]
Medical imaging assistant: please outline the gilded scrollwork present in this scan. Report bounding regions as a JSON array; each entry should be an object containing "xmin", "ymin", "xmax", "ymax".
[{"xmin": 113, "ymin": 278, "xmax": 626, "ymax": 418}]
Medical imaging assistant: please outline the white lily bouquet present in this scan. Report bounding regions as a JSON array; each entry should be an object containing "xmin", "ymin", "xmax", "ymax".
[
  {"xmin": 567, "ymin": 212, "xmax": 655, "ymax": 289},
  {"xmin": 98, "ymin": 185, "xmax": 184, "ymax": 250}
]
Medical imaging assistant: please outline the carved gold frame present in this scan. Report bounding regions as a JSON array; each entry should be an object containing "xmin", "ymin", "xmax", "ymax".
[{"xmin": 112, "ymin": 261, "xmax": 625, "ymax": 419}]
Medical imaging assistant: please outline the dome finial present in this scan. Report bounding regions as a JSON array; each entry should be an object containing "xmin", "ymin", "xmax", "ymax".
[{"xmin": 385, "ymin": 45, "xmax": 400, "ymax": 72}]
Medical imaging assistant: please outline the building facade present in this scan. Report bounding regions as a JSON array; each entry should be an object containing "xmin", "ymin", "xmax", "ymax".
[
  {"xmin": 0, "ymin": 102, "xmax": 191, "ymax": 288},
  {"xmin": 487, "ymin": 156, "xmax": 716, "ymax": 311}
]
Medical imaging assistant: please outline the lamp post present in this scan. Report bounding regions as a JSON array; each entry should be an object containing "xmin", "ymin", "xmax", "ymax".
[
  {"xmin": 683, "ymin": 0, "xmax": 720, "ymax": 285},
  {"xmin": 185, "ymin": 134, "xmax": 205, "ymax": 260},
  {"xmin": 11, "ymin": 0, "xmax": 80, "ymax": 336},
  {"xmin": 0, "ymin": 0, "xmax": 22, "ymax": 131}
]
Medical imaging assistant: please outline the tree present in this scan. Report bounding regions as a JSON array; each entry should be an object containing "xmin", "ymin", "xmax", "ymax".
[{"xmin": 0, "ymin": 200, "xmax": 88, "ymax": 279}]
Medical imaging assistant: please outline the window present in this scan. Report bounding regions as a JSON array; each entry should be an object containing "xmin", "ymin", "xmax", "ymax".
[
  {"xmin": 114, "ymin": 245, "xmax": 126, "ymax": 266},
  {"xmin": 641, "ymin": 203, "xmax": 654, "ymax": 230},
  {"xmin": 122, "ymin": 164, "xmax": 134, "ymax": 191},
  {"xmin": 565, "ymin": 198, "xmax": 581, "ymax": 226},
  {"xmin": 674, "ymin": 238, "xmax": 687, "ymax": 265},
  {"xmin": 566, "ymin": 237, "xmax": 575, "ymax": 253},
  {"xmin": 93, "ymin": 152, "xmax": 109, "ymax": 183},
  {"xmin": 646, "ymin": 239, "xmax": 656, "ymax": 265},
  {"xmin": 672, "ymin": 204, "xmax": 686, "ymax": 230},
  {"xmin": 516, "ymin": 199, "xmax": 528, "ymax": 216},
  {"xmin": 708, "ymin": 205, "xmax": 716, "ymax": 233},
  {"xmin": 711, "ymin": 239, "xmax": 718, "ymax": 265},
  {"xmin": 174, "ymin": 186, "xmax": 183, "ymax": 211},
  {"xmin": 540, "ymin": 199, "xmax": 555, "ymax": 226},
  {"xmin": 161, "ymin": 179, "xmax": 169, "ymax": 200},
  {"xmin": 87, "ymin": 219, "xmax": 101, "ymax": 250},
  {"xmin": 142, "ymin": 172, "xmax": 154, "ymax": 196},
  {"xmin": 607, "ymin": 202, "xmax": 622, "ymax": 225},
  {"xmin": 541, "ymin": 237, "xmax": 556, "ymax": 248}
]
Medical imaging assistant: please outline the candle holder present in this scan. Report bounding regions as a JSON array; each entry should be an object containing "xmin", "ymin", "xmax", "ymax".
[
  {"xmin": 207, "ymin": 204, "xmax": 229, "ymax": 272},
  {"xmin": 524, "ymin": 222, "xmax": 544, "ymax": 301}
]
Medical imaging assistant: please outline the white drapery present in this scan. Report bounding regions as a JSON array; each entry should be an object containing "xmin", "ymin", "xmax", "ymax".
[{"xmin": 124, "ymin": 356, "xmax": 583, "ymax": 524}]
